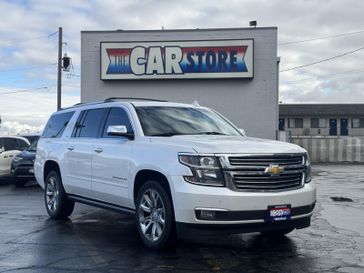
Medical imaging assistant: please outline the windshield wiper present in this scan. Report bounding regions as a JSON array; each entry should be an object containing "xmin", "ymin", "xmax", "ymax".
[
  {"xmin": 150, "ymin": 133, "xmax": 185, "ymax": 137},
  {"xmin": 194, "ymin": 131, "xmax": 227, "ymax": 135}
]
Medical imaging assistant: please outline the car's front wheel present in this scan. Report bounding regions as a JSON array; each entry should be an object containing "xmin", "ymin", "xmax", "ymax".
[
  {"xmin": 136, "ymin": 180, "xmax": 176, "ymax": 249},
  {"xmin": 44, "ymin": 171, "xmax": 74, "ymax": 219}
]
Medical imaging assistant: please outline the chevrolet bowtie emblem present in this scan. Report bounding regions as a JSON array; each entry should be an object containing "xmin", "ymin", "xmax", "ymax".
[{"xmin": 265, "ymin": 164, "xmax": 284, "ymax": 175}]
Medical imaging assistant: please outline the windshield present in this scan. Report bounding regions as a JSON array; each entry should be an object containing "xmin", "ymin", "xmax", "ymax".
[
  {"xmin": 28, "ymin": 140, "xmax": 38, "ymax": 152},
  {"xmin": 135, "ymin": 106, "xmax": 242, "ymax": 137}
]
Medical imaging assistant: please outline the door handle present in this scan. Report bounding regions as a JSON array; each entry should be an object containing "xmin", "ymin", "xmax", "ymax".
[
  {"xmin": 94, "ymin": 148, "xmax": 103, "ymax": 153},
  {"xmin": 67, "ymin": 146, "xmax": 75, "ymax": 151}
]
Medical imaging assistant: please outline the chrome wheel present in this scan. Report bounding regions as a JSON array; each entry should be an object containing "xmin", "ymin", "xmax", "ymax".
[
  {"xmin": 46, "ymin": 176, "xmax": 59, "ymax": 213},
  {"xmin": 138, "ymin": 189, "xmax": 166, "ymax": 242}
]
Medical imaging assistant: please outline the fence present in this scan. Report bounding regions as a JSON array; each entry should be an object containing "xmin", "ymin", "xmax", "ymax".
[{"xmin": 289, "ymin": 136, "xmax": 364, "ymax": 163}]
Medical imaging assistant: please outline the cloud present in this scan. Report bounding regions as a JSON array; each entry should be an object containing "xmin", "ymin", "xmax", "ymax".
[{"xmin": 1, "ymin": 0, "xmax": 364, "ymax": 134}]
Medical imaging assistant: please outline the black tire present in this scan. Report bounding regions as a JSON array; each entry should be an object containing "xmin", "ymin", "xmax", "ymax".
[
  {"xmin": 135, "ymin": 180, "xmax": 176, "ymax": 250},
  {"xmin": 260, "ymin": 228, "xmax": 294, "ymax": 237},
  {"xmin": 44, "ymin": 170, "xmax": 74, "ymax": 220}
]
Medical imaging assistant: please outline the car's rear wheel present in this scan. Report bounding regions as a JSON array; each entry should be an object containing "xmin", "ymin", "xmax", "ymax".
[
  {"xmin": 136, "ymin": 180, "xmax": 176, "ymax": 249},
  {"xmin": 260, "ymin": 228, "xmax": 294, "ymax": 237},
  {"xmin": 44, "ymin": 171, "xmax": 74, "ymax": 219}
]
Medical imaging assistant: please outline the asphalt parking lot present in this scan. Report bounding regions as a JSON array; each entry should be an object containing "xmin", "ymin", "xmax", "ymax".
[{"xmin": 0, "ymin": 165, "xmax": 364, "ymax": 273}]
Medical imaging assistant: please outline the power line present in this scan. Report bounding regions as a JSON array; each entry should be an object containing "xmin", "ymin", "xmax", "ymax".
[
  {"xmin": 280, "ymin": 45, "xmax": 364, "ymax": 72},
  {"xmin": 0, "ymin": 86, "xmax": 50, "ymax": 96},
  {"xmin": 0, "ymin": 31, "xmax": 58, "ymax": 47},
  {"xmin": 281, "ymin": 67, "xmax": 364, "ymax": 85},
  {"xmin": 279, "ymin": 29, "xmax": 364, "ymax": 46}
]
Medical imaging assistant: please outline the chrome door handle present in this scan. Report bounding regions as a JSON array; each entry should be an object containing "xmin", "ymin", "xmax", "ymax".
[
  {"xmin": 67, "ymin": 146, "xmax": 75, "ymax": 151},
  {"xmin": 94, "ymin": 148, "xmax": 103, "ymax": 153}
]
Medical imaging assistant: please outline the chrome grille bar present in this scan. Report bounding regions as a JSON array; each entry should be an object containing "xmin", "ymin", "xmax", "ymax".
[{"xmin": 223, "ymin": 154, "xmax": 306, "ymax": 192}]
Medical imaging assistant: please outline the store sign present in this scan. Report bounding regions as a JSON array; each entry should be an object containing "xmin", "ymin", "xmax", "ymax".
[{"xmin": 100, "ymin": 39, "xmax": 254, "ymax": 80}]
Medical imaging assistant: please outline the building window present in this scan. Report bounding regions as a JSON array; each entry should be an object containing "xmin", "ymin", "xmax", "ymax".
[
  {"xmin": 352, "ymin": 118, "xmax": 364, "ymax": 128},
  {"xmin": 311, "ymin": 118, "xmax": 326, "ymax": 128},
  {"xmin": 288, "ymin": 118, "xmax": 303, "ymax": 128}
]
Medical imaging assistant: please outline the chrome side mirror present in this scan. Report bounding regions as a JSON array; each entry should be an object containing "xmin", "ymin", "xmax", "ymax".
[
  {"xmin": 107, "ymin": 125, "xmax": 134, "ymax": 140},
  {"xmin": 239, "ymin": 128, "xmax": 246, "ymax": 136},
  {"xmin": 0, "ymin": 147, "xmax": 4, "ymax": 153}
]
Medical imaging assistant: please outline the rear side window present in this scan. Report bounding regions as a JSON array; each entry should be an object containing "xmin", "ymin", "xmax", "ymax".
[
  {"xmin": 102, "ymin": 108, "xmax": 133, "ymax": 138},
  {"xmin": 2, "ymin": 138, "xmax": 28, "ymax": 151},
  {"xmin": 42, "ymin": 111, "xmax": 75, "ymax": 138},
  {"xmin": 74, "ymin": 108, "xmax": 107, "ymax": 138}
]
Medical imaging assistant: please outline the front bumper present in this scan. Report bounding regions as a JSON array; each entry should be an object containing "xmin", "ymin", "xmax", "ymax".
[
  {"xmin": 177, "ymin": 215, "xmax": 311, "ymax": 236},
  {"xmin": 11, "ymin": 165, "xmax": 35, "ymax": 179},
  {"xmin": 170, "ymin": 176, "xmax": 316, "ymax": 225}
]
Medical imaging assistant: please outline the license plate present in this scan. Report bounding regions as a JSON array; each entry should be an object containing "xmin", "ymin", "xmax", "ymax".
[
  {"xmin": 268, "ymin": 205, "xmax": 291, "ymax": 221},
  {"xmin": 29, "ymin": 168, "xmax": 34, "ymax": 174}
]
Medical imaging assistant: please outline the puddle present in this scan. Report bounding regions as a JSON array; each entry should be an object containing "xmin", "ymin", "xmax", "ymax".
[{"xmin": 330, "ymin": 197, "xmax": 354, "ymax": 202}]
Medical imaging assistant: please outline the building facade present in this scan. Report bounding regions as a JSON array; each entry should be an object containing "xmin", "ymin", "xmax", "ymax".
[
  {"xmin": 279, "ymin": 104, "xmax": 364, "ymax": 137},
  {"xmin": 80, "ymin": 27, "xmax": 279, "ymax": 139},
  {"xmin": 279, "ymin": 104, "xmax": 364, "ymax": 162}
]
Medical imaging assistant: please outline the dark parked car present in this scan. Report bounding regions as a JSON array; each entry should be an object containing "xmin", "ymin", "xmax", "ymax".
[
  {"xmin": 11, "ymin": 140, "xmax": 37, "ymax": 187},
  {"xmin": 21, "ymin": 134, "xmax": 40, "ymax": 145}
]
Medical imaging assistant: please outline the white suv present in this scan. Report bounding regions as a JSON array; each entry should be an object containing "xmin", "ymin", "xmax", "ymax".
[
  {"xmin": 35, "ymin": 98, "xmax": 316, "ymax": 249},
  {"xmin": 0, "ymin": 136, "xmax": 30, "ymax": 178}
]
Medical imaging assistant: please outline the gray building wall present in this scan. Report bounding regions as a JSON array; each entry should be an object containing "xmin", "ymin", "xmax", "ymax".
[{"xmin": 81, "ymin": 28, "xmax": 278, "ymax": 139}]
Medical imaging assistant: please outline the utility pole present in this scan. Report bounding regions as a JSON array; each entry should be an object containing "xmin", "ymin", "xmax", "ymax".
[{"xmin": 57, "ymin": 27, "xmax": 62, "ymax": 111}]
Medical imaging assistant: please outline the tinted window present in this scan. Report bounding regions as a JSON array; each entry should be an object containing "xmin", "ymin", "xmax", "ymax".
[
  {"xmin": 136, "ymin": 106, "xmax": 240, "ymax": 137},
  {"xmin": 17, "ymin": 139, "xmax": 29, "ymax": 150},
  {"xmin": 42, "ymin": 112, "xmax": 75, "ymax": 138},
  {"xmin": 102, "ymin": 108, "xmax": 133, "ymax": 138},
  {"xmin": 28, "ymin": 140, "xmax": 38, "ymax": 152},
  {"xmin": 23, "ymin": 135, "xmax": 40, "ymax": 144},
  {"xmin": 3, "ymin": 138, "xmax": 28, "ymax": 151},
  {"xmin": 77, "ymin": 108, "xmax": 107, "ymax": 138}
]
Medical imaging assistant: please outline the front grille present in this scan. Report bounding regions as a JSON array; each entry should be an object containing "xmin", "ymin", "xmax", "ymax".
[
  {"xmin": 226, "ymin": 154, "xmax": 305, "ymax": 192},
  {"xmin": 229, "ymin": 155, "xmax": 303, "ymax": 166},
  {"xmin": 233, "ymin": 172, "xmax": 303, "ymax": 191}
]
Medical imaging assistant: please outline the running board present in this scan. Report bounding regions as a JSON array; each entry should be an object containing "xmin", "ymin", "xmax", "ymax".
[{"xmin": 67, "ymin": 194, "xmax": 135, "ymax": 215}]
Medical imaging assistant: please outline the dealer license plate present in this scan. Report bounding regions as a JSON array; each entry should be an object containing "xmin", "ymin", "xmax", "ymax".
[{"xmin": 268, "ymin": 205, "xmax": 291, "ymax": 221}]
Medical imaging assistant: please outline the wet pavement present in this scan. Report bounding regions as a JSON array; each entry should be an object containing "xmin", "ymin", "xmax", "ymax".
[{"xmin": 0, "ymin": 164, "xmax": 364, "ymax": 273}]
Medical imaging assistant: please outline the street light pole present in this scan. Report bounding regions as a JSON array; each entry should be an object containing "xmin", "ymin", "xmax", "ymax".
[{"xmin": 57, "ymin": 27, "xmax": 63, "ymax": 111}]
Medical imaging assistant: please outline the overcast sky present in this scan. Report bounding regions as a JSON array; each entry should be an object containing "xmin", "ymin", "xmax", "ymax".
[{"xmin": 1, "ymin": 0, "xmax": 364, "ymax": 134}]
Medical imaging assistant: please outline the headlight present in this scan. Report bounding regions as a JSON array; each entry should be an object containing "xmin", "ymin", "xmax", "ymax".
[
  {"xmin": 304, "ymin": 154, "xmax": 312, "ymax": 183},
  {"xmin": 178, "ymin": 155, "xmax": 225, "ymax": 186},
  {"xmin": 13, "ymin": 156, "xmax": 23, "ymax": 162}
]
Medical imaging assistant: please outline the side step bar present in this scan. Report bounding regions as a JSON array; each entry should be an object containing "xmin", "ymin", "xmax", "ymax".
[{"xmin": 67, "ymin": 194, "xmax": 135, "ymax": 215}]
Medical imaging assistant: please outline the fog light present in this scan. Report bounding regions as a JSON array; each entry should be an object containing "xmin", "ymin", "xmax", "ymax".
[{"xmin": 198, "ymin": 210, "xmax": 216, "ymax": 220}]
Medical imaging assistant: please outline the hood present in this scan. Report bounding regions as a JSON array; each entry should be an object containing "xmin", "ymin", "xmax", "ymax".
[
  {"xmin": 16, "ymin": 150, "xmax": 36, "ymax": 159},
  {"xmin": 150, "ymin": 135, "xmax": 306, "ymax": 154}
]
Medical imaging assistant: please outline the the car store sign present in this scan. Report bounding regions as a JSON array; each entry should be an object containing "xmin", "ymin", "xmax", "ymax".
[{"xmin": 100, "ymin": 39, "xmax": 254, "ymax": 80}]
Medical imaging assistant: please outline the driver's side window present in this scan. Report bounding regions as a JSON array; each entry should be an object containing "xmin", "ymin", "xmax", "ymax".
[{"xmin": 102, "ymin": 107, "xmax": 133, "ymax": 138}]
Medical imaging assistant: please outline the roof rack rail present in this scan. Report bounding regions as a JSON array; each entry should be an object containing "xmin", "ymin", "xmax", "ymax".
[{"xmin": 104, "ymin": 97, "xmax": 168, "ymax": 102}]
